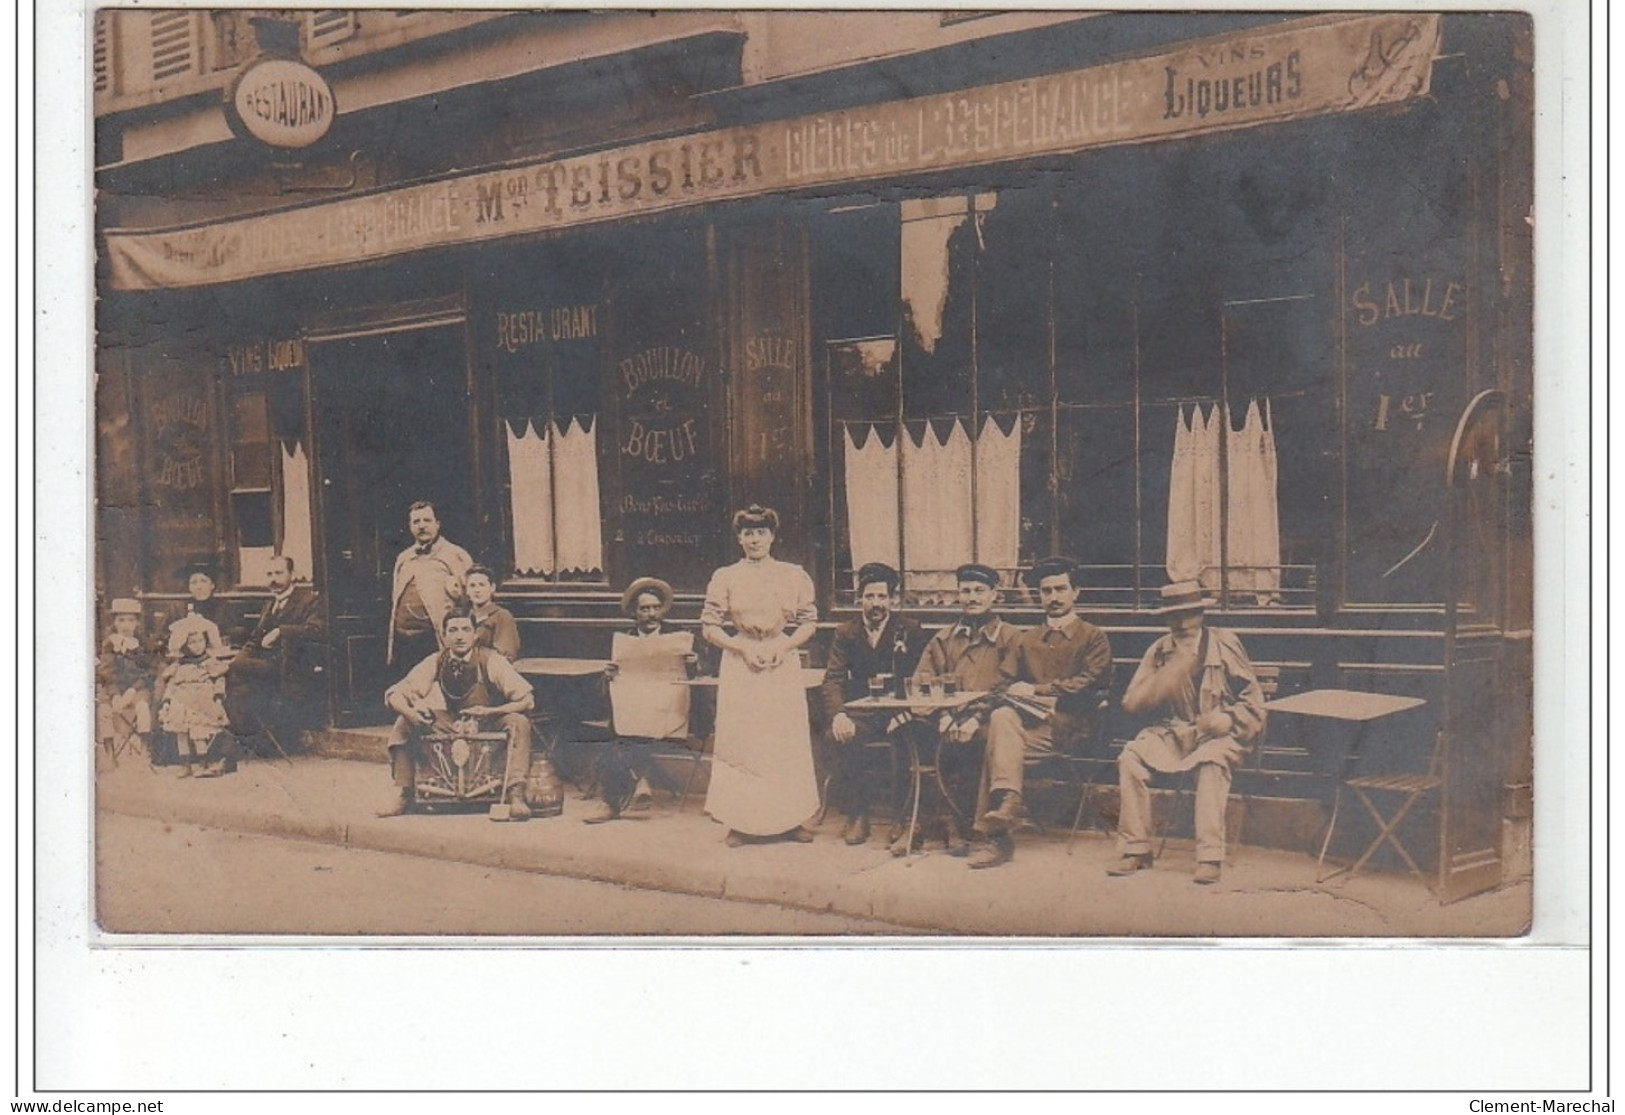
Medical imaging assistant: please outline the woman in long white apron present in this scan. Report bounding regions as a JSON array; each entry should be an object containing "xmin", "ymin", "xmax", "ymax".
[{"xmin": 700, "ymin": 505, "xmax": 821, "ymax": 845}]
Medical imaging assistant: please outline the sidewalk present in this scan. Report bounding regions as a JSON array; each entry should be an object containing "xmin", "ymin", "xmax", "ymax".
[{"xmin": 94, "ymin": 755, "xmax": 1531, "ymax": 938}]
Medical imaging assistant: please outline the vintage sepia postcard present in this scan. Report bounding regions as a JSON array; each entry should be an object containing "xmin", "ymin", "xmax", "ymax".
[{"xmin": 90, "ymin": 7, "xmax": 1539, "ymax": 941}]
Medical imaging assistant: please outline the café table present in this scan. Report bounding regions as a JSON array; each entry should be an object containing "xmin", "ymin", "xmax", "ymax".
[
  {"xmin": 674, "ymin": 667, "xmax": 826, "ymax": 690},
  {"xmin": 1262, "ymin": 688, "xmax": 1429, "ymax": 883},
  {"xmin": 843, "ymin": 689, "xmax": 988, "ymax": 858},
  {"xmin": 512, "ymin": 656, "xmax": 611, "ymax": 677}
]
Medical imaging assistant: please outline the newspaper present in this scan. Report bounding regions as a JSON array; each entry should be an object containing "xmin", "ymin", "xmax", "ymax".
[{"xmin": 608, "ymin": 631, "xmax": 694, "ymax": 740}]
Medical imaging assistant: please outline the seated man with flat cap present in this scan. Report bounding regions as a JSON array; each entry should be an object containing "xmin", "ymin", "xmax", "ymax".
[
  {"xmin": 974, "ymin": 557, "xmax": 1114, "ymax": 868},
  {"xmin": 586, "ymin": 576, "xmax": 696, "ymax": 824},
  {"xmin": 378, "ymin": 610, "xmax": 536, "ymax": 820},
  {"xmin": 902, "ymin": 561, "xmax": 1021, "ymax": 857},
  {"xmin": 820, "ymin": 562, "xmax": 925, "ymax": 846},
  {"xmin": 1108, "ymin": 578, "xmax": 1266, "ymax": 885}
]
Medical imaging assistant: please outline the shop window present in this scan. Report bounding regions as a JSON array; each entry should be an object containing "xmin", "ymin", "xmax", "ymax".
[
  {"xmin": 490, "ymin": 260, "xmax": 607, "ymax": 583},
  {"xmin": 833, "ymin": 337, "xmax": 1022, "ymax": 603},
  {"xmin": 819, "ymin": 169, "xmax": 1315, "ymax": 612},
  {"xmin": 228, "ymin": 386, "xmax": 314, "ymax": 586},
  {"xmin": 505, "ymin": 417, "xmax": 604, "ymax": 579}
]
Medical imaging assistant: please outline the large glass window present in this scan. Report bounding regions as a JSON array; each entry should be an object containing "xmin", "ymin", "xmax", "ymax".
[
  {"xmin": 226, "ymin": 363, "xmax": 312, "ymax": 586},
  {"xmin": 816, "ymin": 129, "xmax": 1341, "ymax": 613},
  {"xmin": 482, "ymin": 241, "xmax": 607, "ymax": 583}
]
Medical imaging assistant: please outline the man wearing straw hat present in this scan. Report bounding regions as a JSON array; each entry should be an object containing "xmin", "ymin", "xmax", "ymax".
[
  {"xmin": 1107, "ymin": 578, "xmax": 1267, "ymax": 885},
  {"xmin": 585, "ymin": 576, "xmax": 692, "ymax": 824}
]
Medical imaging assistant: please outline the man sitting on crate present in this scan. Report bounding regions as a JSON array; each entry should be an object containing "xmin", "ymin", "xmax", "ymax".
[
  {"xmin": 378, "ymin": 609, "xmax": 535, "ymax": 820},
  {"xmin": 1107, "ymin": 578, "xmax": 1266, "ymax": 885},
  {"xmin": 973, "ymin": 556, "xmax": 1114, "ymax": 870},
  {"xmin": 820, "ymin": 562, "xmax": 925, "ymax": 847}
]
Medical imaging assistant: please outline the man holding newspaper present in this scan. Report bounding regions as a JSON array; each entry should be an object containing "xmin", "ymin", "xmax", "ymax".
[{"xmin": 974, "ymin": 556, "xmax": 1114, "ymax": 870}]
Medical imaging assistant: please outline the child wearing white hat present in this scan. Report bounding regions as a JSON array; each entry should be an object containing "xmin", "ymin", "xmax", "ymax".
[{"xmin": 96, "ymin": 598, "xmax": 157, "ymax": 767}]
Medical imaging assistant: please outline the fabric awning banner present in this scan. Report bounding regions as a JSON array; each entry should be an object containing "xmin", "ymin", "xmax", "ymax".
[{"xmin": 104, "ymin": 13, "xmax": 1440, "ymax": 291}]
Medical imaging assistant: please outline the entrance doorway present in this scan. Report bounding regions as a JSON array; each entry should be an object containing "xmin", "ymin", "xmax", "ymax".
[{"xmin": 309, "ymin": 320, "xmax": 474, "ymax": 723}]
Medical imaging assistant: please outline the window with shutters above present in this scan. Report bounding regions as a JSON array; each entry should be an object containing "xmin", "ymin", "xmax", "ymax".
[
  {"xmin": 305, "ymin": 11, "xmax": 357, "ymax": 51},
  {"xmin": 149, "ymin": 11, "xmax": 199, "ymax": 83},
  {"xmin": 92, "ymin": 11, "xmax": 111, "ymax": 94}
]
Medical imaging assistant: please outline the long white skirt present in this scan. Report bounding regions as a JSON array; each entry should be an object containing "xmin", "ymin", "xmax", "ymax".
[{"xmin": 705, "ymin": 647, "xmax": 819, "ymax": 835}]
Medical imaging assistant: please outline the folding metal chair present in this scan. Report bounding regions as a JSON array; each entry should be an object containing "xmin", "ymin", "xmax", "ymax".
[{"xmin": 1317, "ymin": 729, "xmax": 1444, "ymax": 887}]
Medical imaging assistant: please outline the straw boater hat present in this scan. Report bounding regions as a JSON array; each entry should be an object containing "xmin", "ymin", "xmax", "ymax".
[
  {"xmin": 1151, "ymin": 579, "xmax": 1212, "ymax": 615},
  {"xmin": 621, "ymin": 576, "xmax": 674, "ymax": 617},
  {"xmin": 110, "ymin": 598, "xmax": 142, "ymax": 616}
]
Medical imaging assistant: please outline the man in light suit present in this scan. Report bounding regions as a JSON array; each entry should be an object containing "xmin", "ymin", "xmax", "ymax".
[{"xmin": 389, "ymin": 500, "xmax": 473, "ymax": 671}]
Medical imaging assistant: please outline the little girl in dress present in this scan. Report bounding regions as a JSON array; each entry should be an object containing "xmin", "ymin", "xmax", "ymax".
[{"xmin": 157, "ymin": 614, "xmax": 230, "ymax": 777}]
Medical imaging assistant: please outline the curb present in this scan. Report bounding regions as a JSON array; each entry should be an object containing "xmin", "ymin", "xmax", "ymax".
[{"xmin": 96, "ymin": 782, "xmax": 957, "ymax": 932}]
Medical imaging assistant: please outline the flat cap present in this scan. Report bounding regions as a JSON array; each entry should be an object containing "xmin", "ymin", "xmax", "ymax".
[{"xmin": 955, "ymin": 563, "xmax": 1001, "ymax": 589}]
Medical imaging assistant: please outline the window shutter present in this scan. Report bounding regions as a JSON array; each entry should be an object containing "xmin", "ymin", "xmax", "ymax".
[
  {"xmin": 149, "ymin": 11, "xmax": 199, "ymax": 83},
  {"xmin": 306, "ymin": 11, "xmax": 357, "ymax": 50},
  {"xmin": 92, "ymin": 11, "xmax": 111, "ymax": 94}
]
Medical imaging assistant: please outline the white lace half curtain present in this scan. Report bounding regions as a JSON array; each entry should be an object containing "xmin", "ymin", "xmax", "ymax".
[
  {"xmin": 843, "ymin": 415, "xmax": 1021, "ymax": 590},
  {"xmin": 279, "ymin": 440, "xmax": 315, "ymax": 582},
  {"xmin": 507, "ymin": 417, "xmax": 605, "ymax": 576},
  {"xmin": 1166, "ymin": 400, "xmax": 1280, "ymax": 603}
]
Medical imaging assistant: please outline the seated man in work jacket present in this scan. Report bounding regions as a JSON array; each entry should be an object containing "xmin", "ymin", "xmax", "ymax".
[
  {"xmin": 902, "ymin": 562, "xmax": 1021, "ymax": 858},
  {"xmin": 378, "ymin": 609, "xmax": 535, "ymax": 821}
]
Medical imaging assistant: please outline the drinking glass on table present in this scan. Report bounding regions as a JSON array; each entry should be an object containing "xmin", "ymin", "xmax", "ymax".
[
  {"xmin": 868, "ymin": 674, "xmax": 890, "ymax": 701},
  {"xmin": 942, "ymin": 675, "xmax": 960, "ymax": 697}
]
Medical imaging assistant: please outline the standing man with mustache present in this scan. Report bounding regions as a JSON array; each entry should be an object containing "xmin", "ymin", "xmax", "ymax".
[{"xmin": 388, "ymin": 500, "xmax": 473, "ymax": 674}]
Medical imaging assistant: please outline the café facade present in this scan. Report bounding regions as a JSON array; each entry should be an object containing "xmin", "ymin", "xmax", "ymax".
[{"xmin": 94, "ymin": 10, "xmax": 1533, "ymax": 899}]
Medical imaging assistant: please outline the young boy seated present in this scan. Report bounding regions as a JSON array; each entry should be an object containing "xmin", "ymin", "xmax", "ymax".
[{"xmin": 96, "ymin": 598, "xmax": 157, "ymax": 767}]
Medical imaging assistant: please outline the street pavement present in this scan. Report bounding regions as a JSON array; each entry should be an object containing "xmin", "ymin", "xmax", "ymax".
[
  {"xmin": 97, "ymin": 813, "xmax": 920, "ymax": 935},
  {"xmin": 94, "ymin": 755, "xmax": 1531, "ymax": 938}
]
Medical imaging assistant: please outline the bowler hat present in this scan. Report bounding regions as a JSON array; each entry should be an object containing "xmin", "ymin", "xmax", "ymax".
[
  {"xmin": 955, "ymin": 563, "xmax": 1001, "ymax": 589},
  {"xmin": 621, "ymin": 576, "xmax": 675, "ymax": 617},
  {"xmin": 854, "ymin": 562, "xmax": 900, "ymax": 593},
  {"xmin": 1151, "ymin": 579, "xmax": 1212, "ymax": 615}
]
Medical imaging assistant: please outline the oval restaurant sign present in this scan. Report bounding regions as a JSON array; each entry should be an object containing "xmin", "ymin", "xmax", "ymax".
[{"xmin": 227, "ymin": 58, "xmax": 336, "ymax": 149}]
